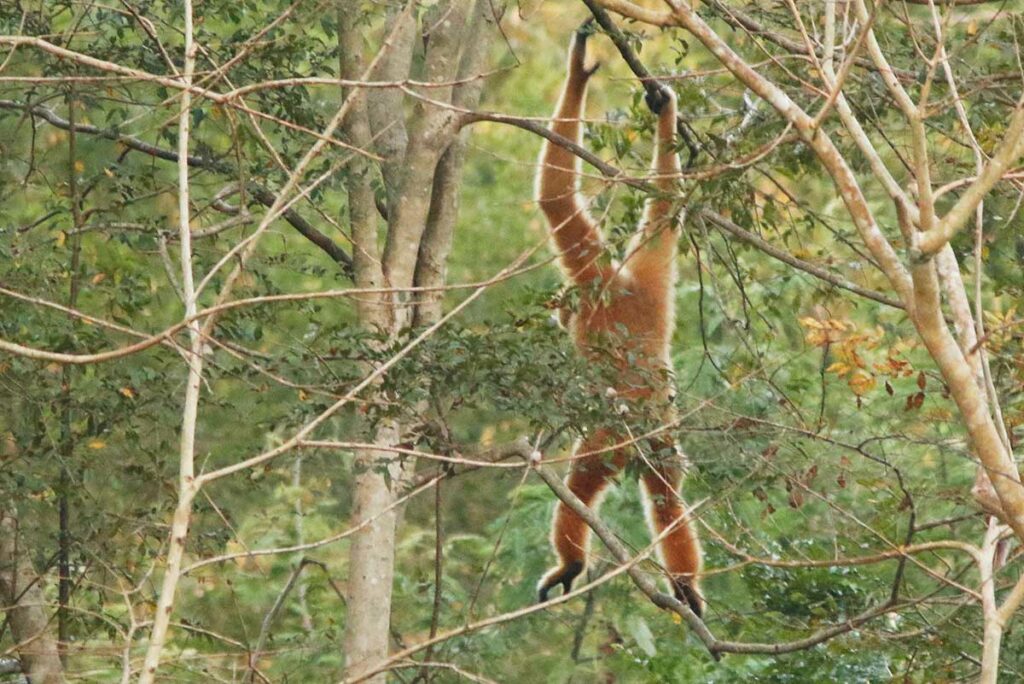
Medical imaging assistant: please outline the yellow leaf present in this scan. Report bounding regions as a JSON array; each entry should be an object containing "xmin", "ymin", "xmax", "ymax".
[
  {"xmin": 119, "ymin": 387, "xmax": 136, "ymax": 399},
  {"xmin": 848, "ymin": 370, "xmax": 876, "ymax": 397},
  {"xmin": 805, "ymin": 329, "xmax": 828, "ymax": 347},
  {"xmin": 87, "ymin": 439, "xmax": 106, "ymax": 450},
  {"xmin": 91, "ymin": 272, "xmax": 107, "ymax": 285},
  {"xmin": 967, "ymin": 19, "xmax": 978, "ymax": 36},
  {"xmin": 826, "ymin": 361, "xmax": 850, "ymax": 377},
  {"xmin": 74, "ymin": 160, "xmax": 85, "ymax": 173},
  {"xmin": 298, "ymin": 389, "xmax": 309, "ymax": 401},
  {"xmin": 56, "ymin": 231, "xmax": 67, "ymax": 247},
  {"xmin": 479, "ymin": 425, "xmax": 496, "ymax": 447}
]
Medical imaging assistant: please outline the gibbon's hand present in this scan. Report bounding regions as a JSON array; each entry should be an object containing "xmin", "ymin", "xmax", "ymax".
[
  {"xmin": 570, "ymin": 20, "xmax": 601, "ymax": 81},
  {"xmin": 644, "ymin": 83, "xmax": 674, "ymax": 116}
]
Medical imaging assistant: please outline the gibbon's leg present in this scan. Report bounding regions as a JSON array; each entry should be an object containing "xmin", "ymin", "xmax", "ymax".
[
  {"xmin": 538, "ymin": 432, "xmax": 627, "ymax": 602},
  {"xmin": 641, "ymin": 451, "xmax": 704, "ymax": 616},
  {"xmin": 536, "ymin": 23, "xmax": 607, "ymax": 286},
  {"xmin": 624, "ymin": 85, "xmax": 682, "ymax": 301}
]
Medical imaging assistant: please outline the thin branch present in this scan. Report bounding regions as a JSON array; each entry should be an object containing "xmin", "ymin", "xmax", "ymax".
[
  {"xmin": 0, "ymin": 99, "xmax": 354, "ymax": 275},
  {"xmin": 248, "ymin": 559, "xmax": 316, "ymax": 682},
  {"xmin": 529, "ymin": 455, "xmax": 909, "ymax": 657},
  {"xmin": 138, "ymin": 0, "xmax": 202, "ymax": 675},
  {"xmin": 698, "ymin": 211, "xmax": 905, "ymax": 310}
]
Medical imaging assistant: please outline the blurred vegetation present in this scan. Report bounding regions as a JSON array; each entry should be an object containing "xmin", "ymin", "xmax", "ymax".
[{"xmin": 2, "ymin": 0, "xmax": 1024, "ymax": 682}]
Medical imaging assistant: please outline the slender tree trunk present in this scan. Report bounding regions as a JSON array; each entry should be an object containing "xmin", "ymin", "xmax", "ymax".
[
  {"xmin": 139, "ymin": 4, "xmax": 201, "ymax": 677},
  {"xmin": 0, "ymin": 507, "xmax": 66, "ymax": 684},
  {"xmin": 58, "ymin": 86, "xmax": 85, "ymax": 666},
  {"xmin": 338, "ymin": 5, "xmax": 398, "ymax": 680},
  {"xmin": 979, "ymin": 518, "xmax": 1004, "ymax": 684},
  {"xmin": 342, "ymin": 424, "xmax": 405, "ymax": 681}
]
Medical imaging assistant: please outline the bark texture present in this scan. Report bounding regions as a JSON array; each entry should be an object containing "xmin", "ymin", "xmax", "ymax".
[{"xmin": 0, "ymin": 507, "xmax": 66, "ymax": 684}]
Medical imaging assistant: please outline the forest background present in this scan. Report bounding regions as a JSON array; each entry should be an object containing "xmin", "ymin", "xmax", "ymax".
[{"xmin": 2, "ymin": 0, "xmax": 1024, "ymax": 681}]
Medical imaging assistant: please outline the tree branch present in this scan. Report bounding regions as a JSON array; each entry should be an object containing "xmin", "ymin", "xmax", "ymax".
[
  {"xmin": 462, "ymin": 110, "xmax": 904, "ymax": 310},
  {"xmin": 698, "ymin": 211, "xmax": 905, "ymax": 310},
  {"xmin": 0, "ymin": 99, "xmax": 354, "ymax": 276},
  {"xmin": 581, "ymin": 0, "xmax": 699, "ymax": 163},
  {"xmin": 529, "ymin": 454, "xmax": 910, "ymax": 657}
]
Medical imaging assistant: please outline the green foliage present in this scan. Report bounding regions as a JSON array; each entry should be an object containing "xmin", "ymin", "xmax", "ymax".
[{"xmin": 1, "ymin": 1, "xmax": 1023, "ymax": 682}]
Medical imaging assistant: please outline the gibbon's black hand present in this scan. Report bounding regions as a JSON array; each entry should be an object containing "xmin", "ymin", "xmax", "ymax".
[{"xmin": 644, "ymin": 84, "xmax": 672, "ymax": 115}]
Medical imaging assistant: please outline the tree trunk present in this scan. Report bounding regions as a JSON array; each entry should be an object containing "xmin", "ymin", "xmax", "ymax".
[
  {"xmin": 338, "ymin": 5, "xmax": 401, "ymax": 680},
  {"xmin": 0, "ymin": 507, "xmax": 66, "ymax": 684},
  {"xmin": 342, "ymin": 423, "xmax": 405, "ymax": 682}
]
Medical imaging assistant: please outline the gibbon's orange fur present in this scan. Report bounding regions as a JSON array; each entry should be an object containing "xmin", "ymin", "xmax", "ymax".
[{"xmin": 535, "ymin": 26, "xmax": 703, "ymax": 616}]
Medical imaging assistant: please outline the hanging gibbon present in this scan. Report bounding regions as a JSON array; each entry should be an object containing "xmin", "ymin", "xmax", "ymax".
[{"xmin": 534, "ymin": 25, "xmax": 703, "ymax": 616}]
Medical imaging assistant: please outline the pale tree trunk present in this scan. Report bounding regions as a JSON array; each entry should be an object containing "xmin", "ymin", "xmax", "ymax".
[
  {"xmin": 138, "ymin": 1, "xmax": 201, "ymax": 677},
  {"xmin": 0, "ymin": 507, "xmax": 66, "ymax": 684},
  {"xmin": 979, "ymin": 518, "xmax": 1004, "ymax": 684},
  {"xmin": 337, "ymin": 1, "xmax": 501, "ymax": 680},
  {"xmin": 338, "ymin": 7, "xmax": 397, "ymax": 680}
]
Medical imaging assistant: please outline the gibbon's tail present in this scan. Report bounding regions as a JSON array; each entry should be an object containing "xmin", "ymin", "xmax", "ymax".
[{"xmin": 535, "ymin": 24, "xmax": 607, "ymax": 286}]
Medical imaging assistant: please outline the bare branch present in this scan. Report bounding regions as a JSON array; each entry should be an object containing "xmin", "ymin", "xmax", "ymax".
[
  {"xmin": 138, "ymin": 0, "xmax": 202, "ymax": 674},
  {"xmin": 0, "ymin": 99, "xmax": 354, "ymax": 275},
  {"xmin": 699, "ymin": 211, "xmax": 905, "ymax": 310}
]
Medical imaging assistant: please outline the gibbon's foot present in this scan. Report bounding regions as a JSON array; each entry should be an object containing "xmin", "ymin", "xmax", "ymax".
[
  {"xmin": 537, "ymin": 560, "xmax": 584, "ymax": 603},
  {"xmin": 672, "ymin": 577, "xmax": 704, "ymax": 618},
  {"xmin": 644, "ymin": 84, "xmax": 673, "ymax": 115},
  {"xmin": 571, "ymin": 20, "xmax": 601, "ymax": 80}
]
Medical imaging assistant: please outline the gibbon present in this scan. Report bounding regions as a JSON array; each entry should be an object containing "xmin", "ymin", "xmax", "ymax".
[{"xmin": 534, "ymin": 25, "xmax": 703, "ymax": 616}]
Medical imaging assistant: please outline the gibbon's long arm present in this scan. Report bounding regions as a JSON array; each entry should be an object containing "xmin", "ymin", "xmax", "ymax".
[
  {"xmin": 536, "ymin": 28, "xmax": 607, "ymax": 286},
  {"xmin": 624, "ymin": 87, "xmax": 682, "ymax": 303}
]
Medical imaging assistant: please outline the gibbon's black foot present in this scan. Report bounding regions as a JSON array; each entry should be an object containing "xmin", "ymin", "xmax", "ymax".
[
  {"xmin": 571, "ymin": 20, "xmax": 601, "ymax": 79},
  {"xmin": 672, "ymin": 578, "xmax": 704, "ymax": 618},
  {"xmin": 537, "ymin": 560, "xmax": 585, "ymax": 603},
  {"xmin": 644, "ymin": 84, "xmax": 672, "ymax": 115}
]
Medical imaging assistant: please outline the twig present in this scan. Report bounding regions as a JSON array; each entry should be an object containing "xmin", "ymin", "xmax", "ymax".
[
  {"xmin": 698, "ymin": 210, "xmax": 904, "ymax": 310},
  {"xmin": 248, "ymin": 559, "xmax": 315, "ymax": 682},
  {"xmin": 0, "ymin": 99, "xmax": 354, "ymax": 275}
]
